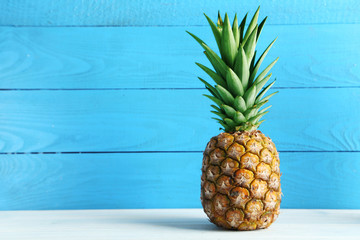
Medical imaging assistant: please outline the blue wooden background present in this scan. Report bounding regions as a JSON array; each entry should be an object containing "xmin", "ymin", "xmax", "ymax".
[{"xmin": 0, "ymin": 0, "xmax": 360, "ymax": 210}]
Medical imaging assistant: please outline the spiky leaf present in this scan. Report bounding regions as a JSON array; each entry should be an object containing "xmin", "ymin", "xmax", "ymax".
[
  {"xmin": 255, "ymin": 73, "xmax": 272, "ymax": 95},
  {"xmin": 196, "ymin": 62, "xmax": 227, "ymax": 87},
  {"xmin": 239, "ymin": 13, "xmax": 248, "ymax": 42},
  {"xmin": 234, "ymin": 96, "xmax": 247, "ymax": 112},
  {"xmin": 249, "ymin": 38, "xmax": 277, "ymax": 82},
  {"xmin": 211, "ymin": 110, "xmax": 227, "ymax": 119},
  {"xmin": 221, "ymin": 13, "xmax": 237, "ymax": 66},
  {"xmin": 188, "ymin": 8, "xmax": 279, "ymax": 132},
  {"xmin": 234, "ymin": 111, "xmax": 246, "ymax": 123},
  {"xmin": 257, "ymin": 17, "xmax": 267, "ymax": 40},
  {"xmin": 222, "ymin": 104, "xmax": 236, "ymax": 118},
  {"xmin": 249, "ymin": 111, "xmax": 268, "ymax": 124},
  {"xmin": 203, "ymin": 94, "xmax": 223, "ymax": 107},
  {"xmin": 257, "ymin": 91, "xmax": 278, "ymax": 104},
  {"xmin": 224, "ymin": 118, "xmax": 237, "ymax": 127},
  {"xmin": 233, "ymin": 47, "xmax": 250, "ymax": 89},
  {"xmin": 253, "ymin": 57, "xmax": 279, "ymax": 85},
  {"xmin": 187, "ymin": 31, "xmax": 229, "ymax": 78},
  {"xmin": 232, "ymin": 14, "xmax": 240, "ymax": 48},
  {"xmin": 211, "ymin": 104, "xmax": 222, "ymax": 112},
  {"xmin": 256, "ymin": 80, "xmax": 276, "ymax": 103},
  {"xmin": 243, "ymin": 84, "xmax": 257, "ymax": 108},
  {"xmin": 242, "ymin": 6, "xmax": 260, "ymax": 44},
  {"xmin": 217, "ymin": 11, "xmax": 223, "ymax": 27},
  {"xmin": 226, "ymin": 68, "xmax": 244, "ymax": 96},
  {"xmin": 216, "ymin": 85, "xmax": 235, "ymax": 105},
  {"xmin": 243, "ymin": 25, "xmax": 258, "ymax": 63},
  {"xmin": 204, "ymin": 13, "xmax": 222, "ymax": 50}
]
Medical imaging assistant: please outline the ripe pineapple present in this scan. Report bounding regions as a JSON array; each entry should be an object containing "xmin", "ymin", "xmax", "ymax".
[{"xmin": 187, "ymin": 7, "xmax": 281, "ymax": 230}]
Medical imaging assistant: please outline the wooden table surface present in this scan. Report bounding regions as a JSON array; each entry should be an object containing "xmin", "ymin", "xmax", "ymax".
[{"xmin": 1, "ymin": 209, "xmax": 359, "ymax": 239}]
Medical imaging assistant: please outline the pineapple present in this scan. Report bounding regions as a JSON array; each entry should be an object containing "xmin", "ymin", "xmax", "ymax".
[{"xmin": 187, "ymin": 7, "xmax": 281, "ymax": 230}]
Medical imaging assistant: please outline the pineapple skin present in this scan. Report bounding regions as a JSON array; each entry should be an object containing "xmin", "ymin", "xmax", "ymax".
[{"xmin": 201, "ymin": 130, "xmax": 281, "ymax": 230}]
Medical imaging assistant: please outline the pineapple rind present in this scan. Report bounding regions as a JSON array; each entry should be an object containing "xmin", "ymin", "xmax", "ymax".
[{"xmin": 201, "ymin": 130, "xmax": 281, "ymax": 230}]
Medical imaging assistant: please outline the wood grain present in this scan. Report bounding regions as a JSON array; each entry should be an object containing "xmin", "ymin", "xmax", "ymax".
[
  {"xmin": 0, "ymin": 0, "xmax": 359, "ymax": 26},
  {"xmin": 1, "ymin": 152, "xmax": 360, "ymax": 210},
  {"xmin": 0, "ymin": 25, "xmax": 359, "ymax": 89},
  {"xmin": 0, "ymin": 88, "xmax": 359, "ymax": 153}
]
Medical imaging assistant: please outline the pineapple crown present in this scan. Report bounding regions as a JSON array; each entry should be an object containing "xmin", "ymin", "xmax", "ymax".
[{"xmin": 187, "ymin": 7, "xmax": 278, "ymax": 132}]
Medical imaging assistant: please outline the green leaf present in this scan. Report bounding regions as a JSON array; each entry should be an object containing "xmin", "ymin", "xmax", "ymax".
[
  {"xmin": 224, "ymin": 118, "xmax": 237, "ymax": 127},
  {"xmin": 234, "ymin": 111, "xmax": 246, "ymax": 123},
  {"xmin": 250, "ymin": 50, "xmax": 257, "ymax": 72},
  {"xmin": 204, "ymin": 13, "xmax": 222, "ymax": 50},
  {"xmin": 217, "ymin": 11, "xmax": 223, "ymax": 27},
  {"xmin": 256, "ymin": 80, "xmax": 276, "ymax": 103},
  {"xmin": 202, "ymin": 43, "xmax": 229, "ymax": 78},
  {"xmin": 244, "ymin": 107, "xmax": 258, "ymax": 120},
  {"xmin": 257, "ymin": 91, "xmax": 278, "ymax": 104},
  {"xmin": 226, "ymin": 68, "xmax": 244, "ymax": 96},
  {"xmin": 257, "ymin": 17, "xmax": 268, "ymax": 41},
  {"xmin": 186, "ymin": 30, "xmax": 205, "ymax": 47},
  {"xmin": 242, "ymin": 6, "xmax": 260, "ymax": 44},
  {"xmin": 212, "ymin": 117, "xmax": 223, "ymax": 122},
  {"xmin": 186, "ymin": 31, "xmax": 228, "ymax": 78},
  {"xmin": 203, "ymin": 94, "xmax": 223, "ymax": 107},
  {"xmin": 239, "ymin": 13, "xmax": 248, "ymax": 43},
  {"xmin": 215, "ymin": 85, "xmax": 235, "ymax": 105},
  {"xmin": 253, "ymin": 57, "xmax": 279, "ymax": 85},
  {"xmin": 249, "ymin": 38, "xmax": 277, "ymax": 83},
  {"xmin": 196, "ymin": 63, "xmax": 226, "ymax": 87},
  {"xmin": 259, "ymin": 105, "xmax": 272, "ymax": 114},
  {"xmin": 211, "ymin": 104, "xmax": 221, "ymax": 112},
  {"xmin": 198, "ymin": 77, "xmax": 219, "ymax": 97},
  {"xmin": 211, "ymin": 110, "xmax": 227, "ymax": 119},
  {"xmin": 221, "ymin": 104, "xmax": 236, "ymax": 118},
  {"xmin": 218, "ymin": 121, "xmax": 230, "ymax": 131},
  {"xmin": 221, "ymin": 13, "xmax": 237, "ymax": 66},
  {"xmin": 243, "ymin": 84, "xmax": 257, "ymax": 108},
  {"xmin": 255, "ymin": 73, "xmax": 272, "ymax": 95},
  {"xmin": 254, "ymin": 120, "xmax": 265, "ymax": 128},
  {"xmin": 243, "ymin": 100, "xmax": 268, "ymax": 119},
  {"xmin": 243, "ymin": 25, "xmax": 258, "ymax": 62},
  {"xmin": 203, "ymin": 52, "xmax": 222, "ymax": 77},
  {"xmin": 205, "ymin": 86, "xmax": 220, "ymax": 99},
  {"xmin": 254, "ymin": 99, "xmax": 268, "ymax": 109},
  {"xmin": 234, "ymin": 96, "xmax": 247, "ymax": 112},
  {"xmin": 233, "ymin": 47, "xmax": 250, "ymax": 89},
  {"xmin": 246, "ymin": 100, "xmax": 269, "ymax": 118},
  {"xmin": 249, "ymin": 111, "xmax": 268, "ymax": 124},
  {"xmin": 232, "ymin": 14, "xmax": 240, "ymax": 48}
]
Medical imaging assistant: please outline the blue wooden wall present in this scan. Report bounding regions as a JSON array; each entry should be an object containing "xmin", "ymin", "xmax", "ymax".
[{"xmin": 0, "ymin": 0, "xmax": 360, "ymax": 210}]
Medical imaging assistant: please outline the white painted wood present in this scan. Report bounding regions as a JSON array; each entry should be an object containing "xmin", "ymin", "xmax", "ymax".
[{"xmin": 0, "ymin": 209, "xmax": 359, "ymax": 240}]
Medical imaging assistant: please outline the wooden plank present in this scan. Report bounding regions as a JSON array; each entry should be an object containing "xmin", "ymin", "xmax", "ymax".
[
  {"xmin": 0, "ymin": 152, "xmax": 360, "ymax": 210},
  {"xmin": 0, "ymin": 0, "xmax": 359, "ymax": 26},
  {"xmin": 0, "ymin": 24, "xmax": 360, "ymax": 89},
  {"xmin": 0, "ymin": 88, "xmax": 359, "ymax": 153},
  {"xmin": 0, "ymin": 209, "xmax": 359, "ymax": 240}
]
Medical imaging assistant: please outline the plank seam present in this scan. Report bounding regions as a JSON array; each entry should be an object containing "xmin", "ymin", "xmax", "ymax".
[
  {"xmin": 0, "ymin": 86, "xmax": 359, "ymax": 91},
  {"xmin": 1, "ymin": 150, "xmax": 359, "ymax": 155},
  {"xmin": 1, "ymin": 22, "xmax": 360, "ymax": 27}
]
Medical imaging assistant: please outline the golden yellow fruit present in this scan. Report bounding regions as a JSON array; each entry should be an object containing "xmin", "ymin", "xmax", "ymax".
[{"xmin": 201, "ymin": 130, "xmax": 281, "ymax": 230}]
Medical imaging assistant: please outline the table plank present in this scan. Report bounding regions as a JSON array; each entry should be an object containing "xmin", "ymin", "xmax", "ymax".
[{"xmin": 0, "ymin": 209, "xmax": 359, "ymax": 239}]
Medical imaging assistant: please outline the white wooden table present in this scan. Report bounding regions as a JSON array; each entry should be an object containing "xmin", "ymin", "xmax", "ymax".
[{"xmin": 0, "ymin": 209, "xmax": 359, "ymax": 239}]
